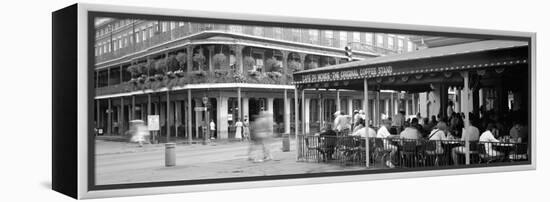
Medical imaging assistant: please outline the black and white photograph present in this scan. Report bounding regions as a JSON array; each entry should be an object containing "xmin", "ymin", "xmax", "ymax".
[
  {"xmin": 7, "ymin": 0, "xmax": 550, "ymax": 201},
  {"xmin": 91, "ymin": 14, "xmax": 531, "ymax": 187}
]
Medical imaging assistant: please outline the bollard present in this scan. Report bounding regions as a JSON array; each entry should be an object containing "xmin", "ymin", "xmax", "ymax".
[
  {"xmin": 282, "ymin": 133, "xmax": 290, "ymax": 152},
  {"xmin": 165, "ymin": 143, "xmax": 176, "ymax": 167}
]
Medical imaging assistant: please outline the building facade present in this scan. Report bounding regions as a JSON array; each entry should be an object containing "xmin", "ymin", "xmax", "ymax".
[{"xmin": 93, "ymin": 18, "xmax": 419, "ymax": 140}]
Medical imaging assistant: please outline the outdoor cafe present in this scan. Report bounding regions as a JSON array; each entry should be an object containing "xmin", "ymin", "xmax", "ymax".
[{"xmin": 291, "ymin": 40, "xmax": 530, "ymax": 169}]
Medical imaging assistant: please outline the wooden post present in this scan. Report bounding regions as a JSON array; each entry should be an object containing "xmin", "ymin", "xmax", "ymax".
[{"xmin": 363, "ymin": 78, "xmax": 370, "ymax": 168}]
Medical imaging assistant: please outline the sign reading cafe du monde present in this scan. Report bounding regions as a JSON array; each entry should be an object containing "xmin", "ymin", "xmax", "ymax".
[{"xmin": 300, "ymin": 66, "xmax": 393, "ymax": 83}]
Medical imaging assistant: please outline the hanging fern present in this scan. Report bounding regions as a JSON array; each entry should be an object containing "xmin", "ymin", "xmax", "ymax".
[
  {"xmin": 264, "ymin": 57, "xmax": 282, "ymax": 72},
  {"xmin": 175, "ymin": 52, "xmax": 187, "ymax": 69},
  {"xmin": 154, "ymin": 58, "xmax": 167, "ymax": 74},
  {"xmin": 165, "ymin": 55, "xmax": 179, "ymax": 72},
  {"xmin": 243, "ymin": 56, "xmax": 255, "ymax": 71},
  {"xmin": 145, "ymin": 59, "xmax": 156, "ymax": 75},
  {"xmin": 193, "ymin": 52, "xmax": 206, "ymax": 71},
  {"xmin": 127, "ymin": 64, "xmax": 140, "ymax": 77},
  {"xmin": 212, "ymin": 53, "xmax": 227, "ymax": 70},
  {"xmin": 288, "ymin": 60, "xmax": 302, "ymax": 72},
  {"xmin": 306, "ymin": 61, "xmax": 318, "ymax": 69}
]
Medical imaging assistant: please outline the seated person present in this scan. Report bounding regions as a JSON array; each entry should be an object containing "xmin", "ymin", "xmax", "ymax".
[
  {"xmin": 400, "ymin": 122, "xmax": 422, "ymax": 140},
  {"xmin": 452, "ymin": 119, "xmax": 480, "ymax": 165},
  {"xmin": 428, "ymin": 121, "xmax": 449, "ymax": 155},
  {"xmin": 509, "ymin": 120, "xmax": 527, "ymax": 143},
  {"xmin": 351, "ymin": 118, "xmax": 376, "ymax": 138},
  {"xmin": 479, "ymin": 122, "xmax": 503, "ymax": 157},
  {"xmin": 318, "ymin": 126, "xmax": 337, "ymax": 160},
  {"xmin": 377, "ymin": 119, "xmax": 400, "ymax": 168}
]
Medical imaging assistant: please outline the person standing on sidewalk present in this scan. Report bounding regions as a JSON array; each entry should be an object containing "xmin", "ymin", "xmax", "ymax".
[
  {"xmin": 243, "ymin": 115, "xmax": 250, "ymax": 141},
  {"xmin": 235, "ymin": 118, "xmax": 243, "ymax": 141},
  {"xmin": 209, "ymin": 119, "xmax": 216, "ymax": 139}
]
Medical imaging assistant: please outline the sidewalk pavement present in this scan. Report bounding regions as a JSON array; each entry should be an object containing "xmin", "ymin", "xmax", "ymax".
[{"xmin": 95, "ymin": 138, "xmax": 373, "ymax": 185}]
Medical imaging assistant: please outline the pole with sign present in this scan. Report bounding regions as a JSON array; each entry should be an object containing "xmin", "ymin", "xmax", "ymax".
[{"xmin": 148, "ymin": 115, "xmax": 160, "ymax": 144}]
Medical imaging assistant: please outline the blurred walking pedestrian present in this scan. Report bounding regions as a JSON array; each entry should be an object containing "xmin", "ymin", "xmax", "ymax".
[
  {"xmin": 128, "ymin": 120, "xmax": 150, "ymax": 147},
  {"xmin": 247, "ymin": 111, "xmax": 274, "ymax": 162}
]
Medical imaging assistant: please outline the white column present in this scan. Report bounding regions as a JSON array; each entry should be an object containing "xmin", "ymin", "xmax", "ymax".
[
  {"xmin": 347, "ymin": 98, "xmax": 353, "ymax": 117},
  {"xmin": 336, "ymin": 90, "xmax": 341, "ymax": 112},
  {"xmin": 390, "ymin": 92, "xmax": 394, "ymax": 115},
  {"xmin": 187, "ymin": 90, "xmax": 192, "ymax": 142},
  {"xmin": 219, "ymin": 96, "xmax": 229, "ymax": 139},
  {"xmin": 405, "ymin": 98, "xmax": 410, "ymax": 117},
  {"xmin": 479, "ymin": 89, "xmax": 484, "ymax": 109},
  {"xmin": 242, "ymin": 97, "xmax": 249, "ymax": 121},
  {"xmin": 175, "ymin": 101, "xmax": 180, "ymax": 138},
  {"xmin": 284, "ymin": 90, "xmax": 290, "ymax": 134},
  {"xmin": 363, "ymin": 78, "xmax": 370, "ymax": 168},
  {"xmin": 195, "ymin": 99, "xmax": 202, "ymax": 139},
  {"xmin": 461, "ymin": 71, "xmax": 472, "ymax": 165},
  {"xmin": 294, "ymin": 88, "xmax": 300, "ymax": 160},
  {"xmin": 385, "ymin": 99, "xmax": 390, "ymax": 119},
  {"xmin": 374, "ymin": 90, "xmax": 380, "ymax": 126},
  {"xmin": 267, "ymin": 97, "xmax": 275, "ymax": 133},
  {"xmin": 305, "ymin": 98, "xmax": 311, "ymax": 134},
  {"xmin": 412, "ymin": 94, "xmax": 417, "ymax": 116}
]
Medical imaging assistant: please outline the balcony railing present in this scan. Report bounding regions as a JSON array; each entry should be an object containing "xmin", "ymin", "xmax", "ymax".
[{"xmin": 95, "ymin": 69, "xmax": 291, "ymax": 96}]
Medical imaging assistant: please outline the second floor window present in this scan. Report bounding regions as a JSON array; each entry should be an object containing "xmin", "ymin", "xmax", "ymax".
[
  {"xmin": 142, "ymin": 29, "xmax": 147, "ymax": 41},
  {"xmin": 308, "ymin": 29, "xmax": 319, "ymax": 44},
  {"xmin": 340, "ymin": 31, "xmax": 347, "ymax": 48},
  {"xmin": 324, "ymin": 30, "xmax": 333, "ymax": 46},
  {"xmin": 387, "ymin": 36, "xmax": 395, "ymax": 49},
  {"xmin": 407, "ymin": 41, "xmax": 414, "ymax": 52},
  {"xmin": 365, "ymin": 33, "xmax": 373, "ymax": 46},
  {"xmin": 273, "ymin": 27, "xmax": 283, "ymax": 40},
  {"xmin": 376, "ymin": 34, "xmax": 384, "ymax": 48},
  {"xmin": 291, "ymin": 28, "xmax": 301, "ymax": 42},
  {"xmin": 253, "ymin": 26, "xmax": 263, "ymax": 36},
  {"xmin": 229, "ymin": 25, "xmax": 243, "ymax": 33},
  {"xmin": 398, "ymin": 39, "xmax": 404, "ymax": 52}
]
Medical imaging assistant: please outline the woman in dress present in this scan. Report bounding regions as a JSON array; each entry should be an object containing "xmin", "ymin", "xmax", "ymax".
[
  {"xmin": 243, "ymin": 116, "xmax": 250, "ymax": 141},
  {"xmin": 235, "ymin": 118, "xmax": 243, "ymax": 141}
]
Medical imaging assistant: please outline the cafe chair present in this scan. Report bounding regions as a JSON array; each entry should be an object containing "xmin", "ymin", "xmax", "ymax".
[
  {"xmin": 508, "ymin": 143, "xmax": 529, "ymax": 161},
  {"xmin": 400, "ymin": 139, "xmax": 420, "ymax": 168},
  {"xmin": 479, "ymin": 142, "xmax": 505, "ymax": 164},
  {"xmin": 304, "ymin": 136, "xmax": 322, "ymax": 162},
  {"xmin": 423, "ymin": 140, "xmax": 443, "ymax": 167}
]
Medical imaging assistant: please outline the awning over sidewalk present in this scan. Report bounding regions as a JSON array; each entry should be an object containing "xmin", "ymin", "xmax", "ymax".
[{"xmin": 292, "ymin": 40, "xmax": 528, "ymax": 92}]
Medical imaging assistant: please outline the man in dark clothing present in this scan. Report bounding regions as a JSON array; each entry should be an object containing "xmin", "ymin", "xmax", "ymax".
[{"xmin": 318, "ymin": 127, "xmax": 337, "ymax": 161}]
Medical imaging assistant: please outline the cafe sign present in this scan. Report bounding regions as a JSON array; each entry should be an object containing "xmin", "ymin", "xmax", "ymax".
[{"xmin": 299, "ymin": 65, "xmax": 393, "ymax": 83}]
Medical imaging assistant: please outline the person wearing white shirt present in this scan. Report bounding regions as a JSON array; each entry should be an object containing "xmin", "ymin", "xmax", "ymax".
[
  {"xmin": 451, "ymin": 120, "xmax": 480, "ymax": 165},
  {"xmin": 428, "ymin": 121, "xmax": 448, "ymax": 154},
  {"xmin": 479, "ymin": 122, "xmax": 502, "ymax": 157},
  {"xmin": 351, "ymin": 118, "xmax": 376, "ymax": 138},
  {"xmin": 376, "ymin": 120, "xmax": 399, "ymax": 168}
]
